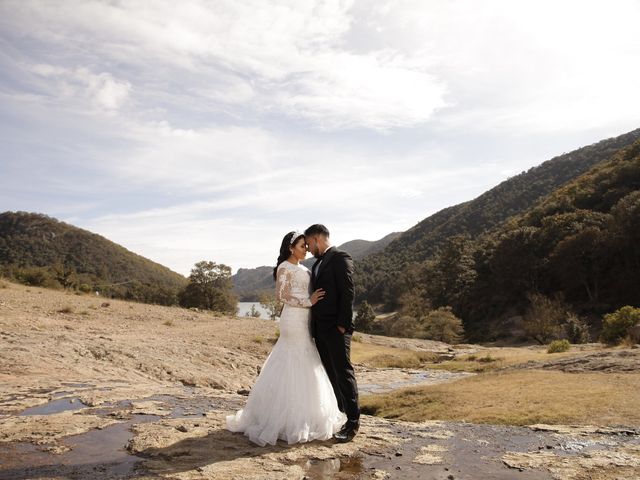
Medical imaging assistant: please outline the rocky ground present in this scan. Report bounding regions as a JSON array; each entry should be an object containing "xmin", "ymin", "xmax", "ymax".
[{"xmin": 1, "ymin": 281, "xmax": 639, "ymax": 479}]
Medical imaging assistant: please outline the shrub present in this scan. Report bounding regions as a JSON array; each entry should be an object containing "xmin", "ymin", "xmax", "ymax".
[
  {"xmin": 387, "ymin": 315, "xmax": 419, "ymax": 338},
  {"xmin": 15, "ymin": 267, "xmax": 60, "ymax": 289},
  {"xmin": 547, "ymin": 339, "xmax": 571, "ymax": 353},
  {"xmin": 57, "ymin": 305, "xmax": 75, "ymax": 314},
  {"xmin": 601, "ymin": 306, "xmax": 640, "ymax": 345},
  {"xmin": 564, "ymin": 314, "xmax": 590, "ymax": 343},
  {"xmin": 477, "ymin": 354, "xmax": 498, "ymax": 363},
  {"xmin": 417, "ymin": 307, "xmax": 464, "ymax": 344}
]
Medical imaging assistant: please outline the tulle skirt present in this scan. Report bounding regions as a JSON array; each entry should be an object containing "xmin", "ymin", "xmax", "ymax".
[{"xmin": 226, "ymin": 304, "xmax": 346, "ymax": 446}]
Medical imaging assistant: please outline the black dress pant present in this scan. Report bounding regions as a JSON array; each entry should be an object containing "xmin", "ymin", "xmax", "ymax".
[{"xmin": 314, "ymin": 326, "xmax": 360, "ymax": 422}]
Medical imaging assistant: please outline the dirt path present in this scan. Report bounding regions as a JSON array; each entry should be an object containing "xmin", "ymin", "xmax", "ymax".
[{"xmin": 1, "ymin": 282, "xmax": 639, "ymax": 479}]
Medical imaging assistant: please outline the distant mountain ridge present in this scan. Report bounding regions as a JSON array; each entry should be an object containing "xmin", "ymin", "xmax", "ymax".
[
  {"xmin": 0, "ymin": 212, "xmax": 187, "ymax": 304},
  {"xmin": 336, "ymin": 232, "xmax": 403, "ymax": 260},
  {"xmin": 233, "ymin": 232, "xmax": 402, "ymax": 301},
  {"xmin": 356, "ymin": 128, "xmax": 640, "ymax": 305}
]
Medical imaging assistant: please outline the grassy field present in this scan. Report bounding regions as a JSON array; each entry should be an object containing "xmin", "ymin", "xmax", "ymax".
[
  {"xmin": 423, "ymin": 346, "xmax": 584, "ymax": 372},
  {"xmin": 353, "ymin": 340, "xmax": 640, "ymax": 427},
  {"xmin": 351, "ymin": 341, "xmax": 439, "ymax": 368},
  {"xmin": 361, "ymin": 369, "xmax": 640, "ymax": 426},
  {"xmin": 353, "ymin": 341, "xmax": 591, "ymax": 372}
]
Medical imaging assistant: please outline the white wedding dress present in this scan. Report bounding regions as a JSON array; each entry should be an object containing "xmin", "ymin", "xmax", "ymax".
[{"xmin": 226, "ymin": 260, "xmax": 346, "ymax": 446}]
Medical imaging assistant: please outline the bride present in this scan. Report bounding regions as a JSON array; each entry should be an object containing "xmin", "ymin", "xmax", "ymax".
[{"xmin": 226, "ymin": 231, "xmax": 346, "ymax": 446}]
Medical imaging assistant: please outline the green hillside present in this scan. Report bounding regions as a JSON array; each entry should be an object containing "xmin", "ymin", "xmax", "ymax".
[
  {"xmin": 382, "ymin": 138, "xmax": 640, "ymax": 341},
  {"xmin": 357, "ymin": 128, "xmax": 640, "ymax": 308},
  {"xmin": 0, "ymin": 212, "xmax": 187, "ymax": 304}
]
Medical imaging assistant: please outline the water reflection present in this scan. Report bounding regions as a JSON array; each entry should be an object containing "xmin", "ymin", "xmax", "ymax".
[{"xmin": 303, "ymin": 456, "xmax": 364, "ymax": 479}]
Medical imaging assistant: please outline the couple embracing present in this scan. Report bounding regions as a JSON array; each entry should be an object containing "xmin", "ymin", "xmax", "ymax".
[{"xmin": 226, "ymin": 224, "xmax": 360, "ymax": 446}]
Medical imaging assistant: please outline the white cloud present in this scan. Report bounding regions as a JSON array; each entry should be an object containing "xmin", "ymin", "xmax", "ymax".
[
  {"xmin": 359, "ymin": 0, "xmax": 640, "ymax": 133},
  {"xmin": 1, "ymin": 0, "xmax": 446, "ymax": 130},
  {"xmin": 29, "ymin": 64, "xmax": 131, "ymax": 113}
]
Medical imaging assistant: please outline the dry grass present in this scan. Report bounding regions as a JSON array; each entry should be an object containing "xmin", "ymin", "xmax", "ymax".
[
  {"xmin": 427, "ymin": 346, "xmax": 598, "ymax": 373},
  {"xmin": 361, "ymin": 369, "xmax": 640, "ymax": 427},
  {"xmin": 352, "ymin": 342, "xmax": 439, "ymax": 369},
  {"xmin": 57, "ymin": 305, "xmax": 75, "ymax": 314}
]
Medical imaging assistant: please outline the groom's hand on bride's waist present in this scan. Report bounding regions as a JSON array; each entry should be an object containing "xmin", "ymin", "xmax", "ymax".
[{"xmin": 337, "ymin": 326, "xmax": 346, "ymax": 334}]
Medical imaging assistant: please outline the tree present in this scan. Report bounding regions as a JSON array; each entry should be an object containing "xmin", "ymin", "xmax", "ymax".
[
  {"xmin": 259, "ymin": 293, "xmax": 282, "ymax": 320},
  {"xmin": 549, "ymin": 226, "xmax": 608, "ymax": 303},
  {"xmin": 355, "ymin": 301, "xmax": 376, "ymax": 333},
  {"xmin": 417, "ymin": 307, "xmax": 464, "ymax": 344},
  {"xmin": 179, "ymin": 261, "xmax": 237, "ymax": 314},
  {"xmin": 424, "ymin": 235, "xmax": 477, "ymax": 312},
  {"xmin": 522, "ymin": 292, "xmax": 568, "ymax": 344}
]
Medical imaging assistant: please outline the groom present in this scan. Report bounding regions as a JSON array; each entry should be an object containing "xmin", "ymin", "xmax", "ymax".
[{"xmin": 305, "ymin": 224, "xmax": 360, "ymax": 443}]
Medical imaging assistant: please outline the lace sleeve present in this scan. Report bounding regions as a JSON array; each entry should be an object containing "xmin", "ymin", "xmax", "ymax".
[{"xmin": 276, "ymin": 266, "xmax": 312, "ymax": 308}]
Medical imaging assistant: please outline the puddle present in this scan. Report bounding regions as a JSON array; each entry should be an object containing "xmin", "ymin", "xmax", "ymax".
[
  {"xmin": 0, "ymin": 414, "xmax": 158, "ymax": 479},
  {"xmin": 18, "ymin": 397, "xmax": 88, "ymax": 416},
  {"xmin": 302, "ymin": 456, "xmax": 364, "ymax": 479}
]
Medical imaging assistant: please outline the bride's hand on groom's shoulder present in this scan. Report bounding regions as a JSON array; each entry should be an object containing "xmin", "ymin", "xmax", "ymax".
[{"xmin": 311, "ymin": 288, "xmax": 325, "ymax": 305}]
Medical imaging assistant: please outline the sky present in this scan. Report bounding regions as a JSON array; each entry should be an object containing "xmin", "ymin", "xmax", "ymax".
[{"xmin": 1, "ymin": 0, "xmax": 639, "ymax": 275}]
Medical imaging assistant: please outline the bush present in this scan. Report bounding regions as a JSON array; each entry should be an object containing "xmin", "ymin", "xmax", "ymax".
[
  {"xmin": 477, "ymin": 354, "xmax": 498, "ymax": 363},
  {"xmin": 564, "ymin": 314, "xmax": 590, "ymax": 343},
  {"xmin": 387, "ymin": 315, "xmax": 419, "ymax": 338},
  {"xmin": 417, "ymin": 307, "xmax": 464, "ymax": 344},
  {"xmin": 547, "ymin": 339, "xmax": 571, "ymax": 353},
  {"xmin": 14, "ymin": 267, "xmax": 60, "ymax": 289},
  {"xmin": 601, "ymin": 306, "xmax": 640, "ymax": 345}
]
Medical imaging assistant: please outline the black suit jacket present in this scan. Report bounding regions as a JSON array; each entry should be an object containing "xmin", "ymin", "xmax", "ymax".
[{"xmin": 310, "ymin": 246, "xmax": 355, "ymax": 335}]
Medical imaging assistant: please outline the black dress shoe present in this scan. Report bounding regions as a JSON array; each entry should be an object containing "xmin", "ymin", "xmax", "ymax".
[{"xmin": 334, "ymin": 420, "xmax": 359, "ymax": 443}]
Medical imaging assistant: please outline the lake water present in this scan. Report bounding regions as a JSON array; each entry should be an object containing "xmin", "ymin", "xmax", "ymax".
[{"xmin": 237, "ymin": 301, "xmax": 275, "ymax": 319}]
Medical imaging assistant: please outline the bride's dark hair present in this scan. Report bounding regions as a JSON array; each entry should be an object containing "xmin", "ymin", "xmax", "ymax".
[{"xmin": 273, "ymin": 231, "xmax": 305, "ymax": 280}]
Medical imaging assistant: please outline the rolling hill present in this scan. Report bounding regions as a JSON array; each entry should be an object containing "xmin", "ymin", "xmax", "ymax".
[
  {"xmin": 0, "ymin": 212, "xmax": 187, "ymax": 304},
  {"xmin": 356, "ymin": 128, "xmax": 640, "ymax": 307}
]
